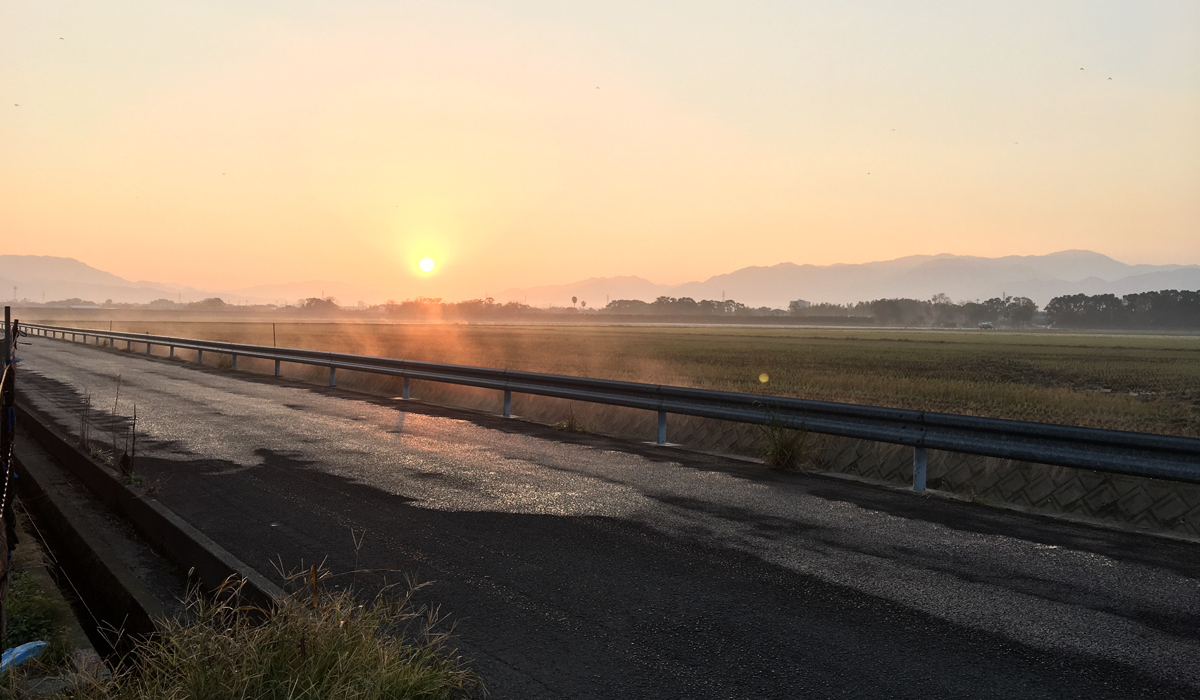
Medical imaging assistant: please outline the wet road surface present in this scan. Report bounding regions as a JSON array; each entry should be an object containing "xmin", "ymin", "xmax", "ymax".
[{"xmin": 16, "ymin": 337, "xmax": 1200, "ymax": 699}]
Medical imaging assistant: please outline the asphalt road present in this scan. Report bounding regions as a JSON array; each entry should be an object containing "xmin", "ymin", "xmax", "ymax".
[{"xmin": 15, "ymin": 337, "xmax": 1200, "ymax": 699}]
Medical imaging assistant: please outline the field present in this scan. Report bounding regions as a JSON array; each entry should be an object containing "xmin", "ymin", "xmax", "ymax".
[{"xmin": 27, "ymin": 316, "xmax": 1200, "ymax": 439}]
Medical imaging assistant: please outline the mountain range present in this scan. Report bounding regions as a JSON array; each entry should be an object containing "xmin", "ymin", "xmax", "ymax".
[
  {"xmin": 497, "ymin": 251, "xmax": 1200, "ymax": 308},
  {"xmin": 1, "ymin": 251, "xmax": 1198, "ymax": 309}
]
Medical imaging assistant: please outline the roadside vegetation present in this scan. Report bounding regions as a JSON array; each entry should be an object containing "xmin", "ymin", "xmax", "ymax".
[
  {"xmin": 0, "ymin": 514, "xmax": 83, "ymax": 691},
  {"xmin": 1, "ymin": 571, "xmax": 74, "ymax": 673},
  {"xmin": 759, "ymin": 421, "xmax": 820, "ymax": 471},
  {"xmin": 3, "ymin": 573, "xmax": 481, "ymax": 699}
]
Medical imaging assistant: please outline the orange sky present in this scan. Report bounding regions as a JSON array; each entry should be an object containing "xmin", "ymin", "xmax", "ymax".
[{"xmin": 2, "ymin": 1, "xmax": 1198, "ymax": 300}]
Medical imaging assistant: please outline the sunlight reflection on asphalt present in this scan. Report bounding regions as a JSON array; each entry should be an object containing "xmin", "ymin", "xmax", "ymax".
[{"xmin": 19, "ymin": 339, "xmax": 1200, "ymax": 688}]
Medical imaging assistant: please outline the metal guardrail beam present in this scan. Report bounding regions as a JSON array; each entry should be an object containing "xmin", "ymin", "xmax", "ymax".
[{"xmin": 24, "ymin": 322, "xmax": 1200, "ymax": 487}]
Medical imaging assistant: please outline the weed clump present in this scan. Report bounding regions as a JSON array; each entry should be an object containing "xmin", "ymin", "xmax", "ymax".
[
  {"xmin": 553, "ymin": 407, "xmax": 587, "ymax": 433},
  {"xmin": 4, "ymin": 575, "xmax": 481, "ymax": 699},
  {"xmin": 759, "ymin": 420, "xmax": 819, "ymax": 471}
]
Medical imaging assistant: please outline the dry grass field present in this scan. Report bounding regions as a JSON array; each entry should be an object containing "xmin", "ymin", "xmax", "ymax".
[{"xmin": 36, "ymin": 317, "xmax": 1200, "ymax": 438}]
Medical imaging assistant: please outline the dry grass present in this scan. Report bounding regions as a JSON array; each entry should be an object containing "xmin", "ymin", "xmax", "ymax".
[
  {"xmin": 759, "ymin": 422, "xmax": 820, "ymax": 471},
  {"xmin": 2, "ymin": 573, "xmax": 481, "ymax": 700},
  {"xmin": 30, "ymin": 318, "xmax": 1200, "ymax": 437}
]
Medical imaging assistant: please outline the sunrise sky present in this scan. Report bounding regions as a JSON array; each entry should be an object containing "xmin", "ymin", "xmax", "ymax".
[{"xmin": 2, "ymin": 1, "xmax": 1197, "ymax": 300}]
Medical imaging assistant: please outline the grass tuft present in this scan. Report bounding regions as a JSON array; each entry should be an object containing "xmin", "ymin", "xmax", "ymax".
[
  {"xmin": 553, "ymin": 407, "xmax": 587, "ymax": 433},
  {"xmin": 4, "ymin": 573, "xmax": 481, "ymax": 699},
  {"xmin": 759, "ymin": 420, "xmax": 818, "ymax": 471}
]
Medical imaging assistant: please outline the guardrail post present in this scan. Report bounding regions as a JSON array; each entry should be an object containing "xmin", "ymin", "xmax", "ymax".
[
  {"xmin": 126, "ymin": 339, "xmax": 131, "ymax": 351},
  {"xmin": 402, "ymin": 377, "xmax": 410, "ymax": 400},
  {"xmin": 146, "ymin": 342, "xmax": 152, "ymax": 356},
  {"xmin": 503, "ymin": 390, "xmax": 512, "ymax": 418},
  {"xmin": 274, "ymin": 359, "xmax": 281, "ymax": 377},
  {"xmin": 913, "ymin": 446, "xmax": 927, "ymax": 492},
  {"xmin": 657, "ymin": 411, "xmax": 667, "ymax": 445},
  {"xmin": 231, "ymin": 354, "xmax": 237, "ymax": 370},
  {"xmin": 329, "ymin": 367, "xmax": 336, "ymax": 387},
  {"xmin": 169, "ymin": 346, "xmax": 174, "ymax": 358},
  {"xmin": 197, "ymin": 349, "xmax": 203, "ymax": 364}
]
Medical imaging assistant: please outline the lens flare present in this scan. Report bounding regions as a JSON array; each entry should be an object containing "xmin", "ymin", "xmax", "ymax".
[
  {"xmin": 758, "ymin": 373, "xmax": 769, "ymax": 383},
  {"xmin": 419, "ymin": 258, "xmax": 435, "ymax": 272}
]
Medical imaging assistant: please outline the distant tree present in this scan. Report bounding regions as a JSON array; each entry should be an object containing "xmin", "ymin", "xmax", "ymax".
[
  {"xmin": 604, "ymin": 299, "xmax": 653, "ymax": 314},
  {"xmin": 580, "ymin": 301, "xmax": 587, "ymax": 309},
  {"xmin": 299, "ymin": 297, "xmax": 339, "ymax": 312},
  {"xmin": 571, "ymin": 296, "xmax": 578, "ymax": 308},
  {"xmin": 1003, "ymin": 297, "xmax": 1038, "ymax": 326}
]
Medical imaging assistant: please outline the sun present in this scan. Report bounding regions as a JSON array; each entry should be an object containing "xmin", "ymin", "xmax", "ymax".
[{"xmin": 419, "ymin": 258, "xmax": 435, "ymax": 273}]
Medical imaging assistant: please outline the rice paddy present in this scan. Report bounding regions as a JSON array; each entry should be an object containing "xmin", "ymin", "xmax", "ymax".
[{"xmin": 37, "ymin": 319, "xmax": 1199, "ymax": 438}]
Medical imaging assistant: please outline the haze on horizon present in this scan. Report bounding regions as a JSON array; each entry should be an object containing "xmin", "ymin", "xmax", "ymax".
[{"xmin": 2, "ymin": 1, "xmax": 1197, "ymax": 302}]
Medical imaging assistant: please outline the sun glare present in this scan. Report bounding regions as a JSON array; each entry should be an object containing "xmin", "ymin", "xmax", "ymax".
[{"xmin": 419, "ymin": 258, "xmax": 435, "ymax": 273}]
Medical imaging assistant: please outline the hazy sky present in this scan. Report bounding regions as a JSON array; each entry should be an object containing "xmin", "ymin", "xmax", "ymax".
[{"xmin": 2, "ymin": 1, "xmax": 1198, "ymax": 299}]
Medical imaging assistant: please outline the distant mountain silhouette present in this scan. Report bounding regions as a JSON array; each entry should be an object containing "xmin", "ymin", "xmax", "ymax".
[
  {"xmin": 0, "ymin": 255, "xmax": 385, "ymax": 306},
  {"xmin": 0, "ymin": 255, "xmax": 185, "ymax": 305},
  {"xmin": 498, "ymin": 251, "xmax": 1200, "ymax": 307},
  {"xmin": 3, "ymin": 251, "xmax": 1197, "ymax": 308}
]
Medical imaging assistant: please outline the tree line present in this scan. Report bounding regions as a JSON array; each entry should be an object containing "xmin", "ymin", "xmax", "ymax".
[
  {"xmin": 32, "ymin": 289, "xmax": 1200, "ymax": 328},
  {"xmin": 1044, "ymin": 290, "xmax": 1200, "ymax": 328}
]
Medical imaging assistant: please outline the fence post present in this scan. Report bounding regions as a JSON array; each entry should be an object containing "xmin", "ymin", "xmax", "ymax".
[
  {"xmin": 503, "ymin": 390, "xmax": 512, "ymax": 418},
  {"xmin": 329, "ymin": 367, "xmax": 336, "ymax": 387},
  {"xmin": 402, "ymin": 377, "xmax": 410, "ymax": 400},
  {"xmin": 2, "ymin": 307, "xmax": 8, "ymax": 365},
  {"xmin": 657, "ymin": 411, "xmax": 667, "ymax": 445},
  {"xmin": 274, "ymin": 359, "xmax": 281, "ymax": 377},
  {"xmin": 913, "ymin": 446, "xmax": 928, "ymax": 492}
]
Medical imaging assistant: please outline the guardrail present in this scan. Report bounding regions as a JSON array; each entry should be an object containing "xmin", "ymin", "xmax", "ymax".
[{"xmin": 23, "ymin": 322, "xmax": 1200, "ymax": 489}]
